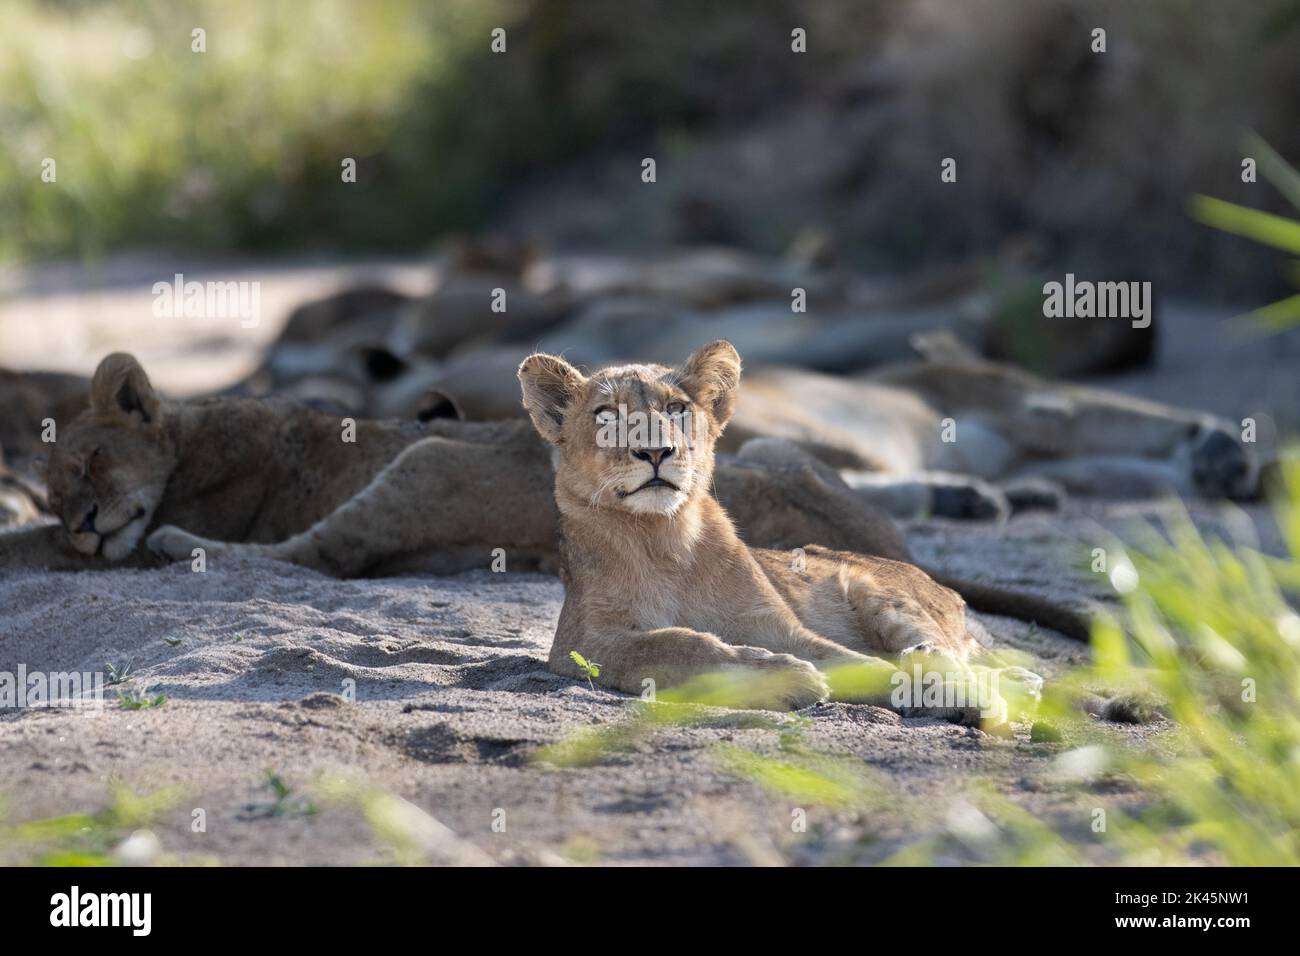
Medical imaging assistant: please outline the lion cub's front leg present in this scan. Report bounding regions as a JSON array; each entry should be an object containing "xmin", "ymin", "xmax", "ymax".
[
  {"xmin": 0, "ymin": 523, "xmax": 126, "ymax": 570},
  {"xmin": 786, "ymin": 547, "xmax": 981, "ymax": 660},
  {"xmin": 552, "ymin": 624, "xmax": 829, "ymax": 710}
]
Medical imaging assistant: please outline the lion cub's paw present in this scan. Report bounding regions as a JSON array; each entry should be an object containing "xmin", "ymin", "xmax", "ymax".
[
  {"xmin": 912, "ymin": 665, "xmax": 1041, "ymax": 728},
  {"xmin": 996, "ymin": 665, "xmax": 1044, "ymax": 705},
  {"xmin": 147, "ymin": 525, "xmax": 213, "ymax": 562},
  {"xmin": 898, "ymin": 642, "xmax": 967, "ymax": 669},
  {"xmin": 1097, "ymin": 688, "xmax": 1166, "ymax": 724},
  {"xmin": 730, "ymin": 646, "xmax": 829, "ymax": 710}
]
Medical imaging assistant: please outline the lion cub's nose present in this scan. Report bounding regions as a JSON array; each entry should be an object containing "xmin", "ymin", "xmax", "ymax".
[{"xmin": 632, "ymin": 446, "xmax": 675, "ymax": 467}]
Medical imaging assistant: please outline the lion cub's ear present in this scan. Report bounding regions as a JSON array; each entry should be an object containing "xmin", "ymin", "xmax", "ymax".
[
  {"xmin": 518, "ymin": 353, "xmax": 586, "ymax": 444},
  {"xmin": 678, "ymin": 340, "xmax": 741, "ymax": 427},
  {"xmin": 90, "ymin": 353, "xmax": 161, "ymax": 427}
]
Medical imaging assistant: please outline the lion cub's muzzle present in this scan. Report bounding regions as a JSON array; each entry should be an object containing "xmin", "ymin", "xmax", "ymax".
[
  {"xmin": 622, "ymin": 445, "xmax": 679, "ymax": 496},
  {"xmin": 65, "ymin": 502, "xmax": 149, "ymax": 557}
]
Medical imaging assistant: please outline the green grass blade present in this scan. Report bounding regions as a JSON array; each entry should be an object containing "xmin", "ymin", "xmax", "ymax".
[
  {"xmin": 1226, "ymin": 292, "xmax": 1300, "ymax": 333},
  {"xmin": 1189, "ymin": 195, "xmax": 1300, "ymax": 255},
  {"xmin": 1244, "ymin": 131, "xmax": 1300, "ymax": 213}
]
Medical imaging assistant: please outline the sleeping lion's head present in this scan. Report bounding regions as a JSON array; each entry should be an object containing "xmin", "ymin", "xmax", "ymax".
[
  {"xmin": 518, "ymin": 340, "xmax": 740, "ymax": 517},
  {"xmin": 42, "ymin": 353, "xmax": 176, "ymax": 560}
]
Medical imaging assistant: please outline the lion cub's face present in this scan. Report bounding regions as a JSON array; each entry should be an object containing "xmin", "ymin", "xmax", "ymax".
[
  {"xmin": 43, "ymin": 354, "xmax": 175, "ymax": 560},
  {"xmin": 519, "ymin": 341, "xmax": 741, "ymax": 517}
]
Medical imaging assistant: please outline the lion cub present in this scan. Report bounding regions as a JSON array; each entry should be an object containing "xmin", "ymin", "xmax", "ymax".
[{"xmin": 519, "ymin": 341, "xmax": 1016, "ymax": 717}]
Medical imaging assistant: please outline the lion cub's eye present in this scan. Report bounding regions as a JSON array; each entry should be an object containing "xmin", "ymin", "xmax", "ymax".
[
  {"xmin": 594, "ymin": 406, "xmax": 617, "ymax": 425},
  {"xmin": 665, "ymin": 401, "xmax": 687, "ymax": 416}
]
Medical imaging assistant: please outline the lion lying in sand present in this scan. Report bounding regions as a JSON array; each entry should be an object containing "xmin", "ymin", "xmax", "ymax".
[{"xmin": 518, "ymin": 340, "xmax": 1037, "ymax": 718}]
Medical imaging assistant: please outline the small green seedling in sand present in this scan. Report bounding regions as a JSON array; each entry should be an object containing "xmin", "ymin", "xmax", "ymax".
[
  {"xmin": 162, "ymin": 637, "xmax": 184, "ymax": 647},
  {"xmin": 570, "ymin": 651, "xmax": 602, "ymax": 691},
  {"xmin": 240, "ymin": 770, "xmax": 319, "ymax": 820},
  {"xmin": 118, "ymin": 688, "xmax": 166, "ymax": 710},
  {"xmin": 105, "ymin": 660, "xmax": 133, "ymax": 685}
]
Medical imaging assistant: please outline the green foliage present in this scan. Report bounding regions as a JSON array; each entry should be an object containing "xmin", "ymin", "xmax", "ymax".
[
  {"xmin": 239, "ymin": 769, "xmax": 319, "ymax": 820},
  {"xmin": 0, "ymin": 783, "xmax": 180, "ymax": 866},
  {"xmin": 0, "ymin": 0, "xmax": 506, "ymax": 260},
  {"xmin": 105, "ymin": 659, "xmax": 133, "ymax": 685},
  {"xmin": 536, "ymin": 697, "xmax": 784, "ymax": 769},
  {"xmin": 1191, "ymin": 134, "xmax": 1300, "ymax": 330},
  {"xmin": 569, "ymin": 650, "xmax": 601, "ymax": 690},
  {"xmin": 907, "ymin": 455, "xmax": 1300, "ymax": 865},
  {"xmin": 1191, "ymin": 196, "xmax": 1300, "ymax": 256},
  {"xmin": 316, "ymin": 773, "xmax": 490, "ymax": 865},
  {"xmin": 117, "ymin": 688, "xmax": 166, "ymax": 709},
  {"xmin": 1095, "ymin": 465, "xmax": 1300, "ymax": 863},
  {"xmin": 713, "ymin": 740, "xmax": 883, "ymax": 810}
]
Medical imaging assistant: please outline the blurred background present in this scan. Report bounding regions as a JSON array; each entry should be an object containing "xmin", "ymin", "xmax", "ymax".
[{"xmin": 2, "ymin": 0, "xmax": 1299, "ymax": 410}]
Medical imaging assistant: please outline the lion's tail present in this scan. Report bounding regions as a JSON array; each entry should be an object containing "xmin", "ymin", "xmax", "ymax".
[{"xmin": 923, "ymin": 569, "xmax": 1094, "ymax": 643}]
